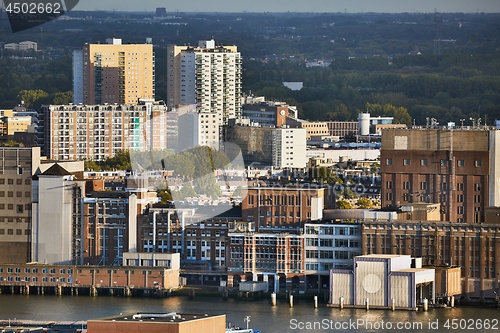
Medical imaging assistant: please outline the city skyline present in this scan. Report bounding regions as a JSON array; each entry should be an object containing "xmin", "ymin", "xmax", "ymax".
[{"xmin": 74, "ymin": 0, "xmax": 500, "ymax": 13}]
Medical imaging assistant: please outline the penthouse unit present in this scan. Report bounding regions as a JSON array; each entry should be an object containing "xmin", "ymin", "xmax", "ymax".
[
  {"xmin": 40, "ymin": 100, "xmax": 167, "ymax": 161},
  {"xmin": 73, "ymin": 37, "xmax": 155, "ymax": 105},
  {"xmin": 167, "ymin": 38, "xmax": 242, "ymax": 125},
  {"xmin": 361, "ymin": 220, "xmax": 500, "ymax": 300},
  {"xmin": 381, "ymin": 127, "xmax": 500, "ymax": 223},
  {"xmin": 242, "ymin": 186, "xmax": 326, "ymax": 231}
]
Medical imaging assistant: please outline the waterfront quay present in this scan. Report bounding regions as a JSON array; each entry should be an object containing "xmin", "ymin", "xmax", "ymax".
[{"xmin": 0, "ymin": 263, "xmax": 179, "ymax": 297}]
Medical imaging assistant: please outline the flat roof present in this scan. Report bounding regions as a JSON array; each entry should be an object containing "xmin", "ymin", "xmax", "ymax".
[
  {"xmin": 89, "ymin": 313, "xmax": 223, "ymax": 324},
  {"xmin": 356, "ymin": 254, "xmax": 410, "ymax": 259},
  {"xmin": 395, "ymin": 268, "xmax": 434, "ymax": 273}
]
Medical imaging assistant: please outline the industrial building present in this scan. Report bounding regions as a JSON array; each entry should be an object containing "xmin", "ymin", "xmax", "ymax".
[
  {"xmin": 361, "ymin": 219, "xmax": 499, "ymax": 301},
  {"xmin": 380, "ymin": 127, "xmax": 500, "ymax": 223},
  {"xmin": 329, "ymin": 254, "xmax": 435, "ymax": 310}
]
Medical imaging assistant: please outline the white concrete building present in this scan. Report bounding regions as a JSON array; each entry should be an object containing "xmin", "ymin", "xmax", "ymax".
[
  {"xmin": 329, "ymin": 254, "xmax": 435, "ymax": 310},
  {"xmin": 303, "ymin": 223, "xmax": 362, "ymax": 274},
  {"xmin": 178, "ymin": 110, "xmax": 221, "ymax": 151},
  {"xmin": 40, "ymin": 100, "xmax": 167, "ymax": 161},
  {"xmin": 272, "ymin": 127, "xmax": 307, "ymax": 169},
  {"xmin": 32, "ymin": 164, "xmax": 85, "ymax": 265},
  {"xmin": 167, "ymin": 39, "xmax": 242, "ymax": 124}
]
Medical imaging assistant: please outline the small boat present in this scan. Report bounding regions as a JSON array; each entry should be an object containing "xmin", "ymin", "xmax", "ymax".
[{"xmin": 226, "ymin": 316, "xmax": 260, "ymax": 333}]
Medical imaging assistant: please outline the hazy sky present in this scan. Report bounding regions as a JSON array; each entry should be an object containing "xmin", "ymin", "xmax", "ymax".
[{"xmin": 74, "ymin": 0, "xmax": 500, "ymax": 13}]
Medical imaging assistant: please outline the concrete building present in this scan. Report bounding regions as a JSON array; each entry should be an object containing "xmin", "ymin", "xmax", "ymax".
[
  {"xmin": 329, "ymin": 254, "xmax": 435, "ymax": 310},
  {"xmin": 167, "ymin": 38, "xmax": 242, "ymax": 124},
  {"xmin": 241, "ymin": 101, "xmax": 290, "ymax": 127},
  {"xmin": 358, "ymin": 113, "xmax": 394, "ymax": 136},
  {"xmin": 0, "ymin": 147, "xmax": 42, "ymax": 263},
  {"xmin": 32, "ymin": 164, "xmax": 85, "ymax": 265},
  {"xmin": 40, "ymin": 100, "xmax": 167, "ymax": 161},
  {"xmin": 87, "ymin": 312, "xmax": 226, "ymax": 333},
  {"xmin": 361, "ymin": 219, "xmax": 500, "ymax": 300},
  {"xmin": 327, "ymin": 121, "xmax": 359, "ymax": 137},
  {"xmin": 0, "ymin": 262, "xmax": 181, "ymax": 294},
  {"xmin": 272, "ymin": 127, "xmax": 307, "ymax": 169},
  {"xmin": 178, "ymin": 110, "xmax": 222, "ymax": 150},
  {"xmin": 286, "ymin": 118, "xmax": 329, "ymax": 140},
  {"xmin": 73, "ymin": 37, "xmax": 155, "ymax": 105},
  {"xmin": 381, "ymin": 127, "xmax": 500, "ymax": 223},
  {"xmin": 223, "ymin": 125, "xmax": 274, "ymax": 166},
  {"xmin": 0, "ymin": 115, "xmax": 31, "ymax": 135}
]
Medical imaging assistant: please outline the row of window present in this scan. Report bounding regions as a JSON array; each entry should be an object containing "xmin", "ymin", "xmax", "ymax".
[
  {"xmin": 0, "ymin": 229, "xmax": 28, "ymax": 235},
  {"xmin": 0, "ymin": 179, "xmax": 30, "ymax": 185},
  {"xmin": 387, "ymin": 158, "xmax": 482, "ymax": 167},
  {"xmin": 0, "ymin": 276, "xmax": 71, "ymax": 283},
  {"xmin": 0, "ymin": 267, "xmax": 73, "ymax": 274}
]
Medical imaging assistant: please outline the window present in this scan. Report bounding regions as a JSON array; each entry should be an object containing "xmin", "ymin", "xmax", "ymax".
[
  {"xmin": 457, "ymin": 206, "xmax": 464, "ymax": 214},
  {"xmin": 403, "ymin": 181, "xmax": 410, "ymax": 190},
  {"xmin": 386, "ymin": 181, "xmax": 392, "ymax": 189},
  {"xmin": 475, "ymin": 195, "xmax": 481, "ymax": 203},
  {"xmin": 440, "ymin": 160, "xmax": 447, "ymax": 167},
  {"xmin": 420, "ymin": 159, "xmax": 428, "ymax": 166},
  {"xmin": 474, "ymin": 183, "xmax": 481, "ymax": 191},
  {"xmin": 386, "ymin": 158, "xmax": 392, "ymax": 166},
  {"xmin": 17, "ymin": 205, "xmax": 23, "ymax": 214},
  {"xmin": 475, "ymin": 160, "xmax": 482, "ymax": 167},
  {"xmin": 457, "ymin": 160, "xmax": 464, "ymax": 167},
  {"xmin": 457, "ymin": 183, "xmax": 464, "ymax": 191},
  {"xmin": 420, "ymin": 182, "xmax": 427, "ymax": 190},
  {"xmin": 403, "ymin": 159, "xmax": 410, "ymax": 166},
  {"xmin": 457, "ymin": 194, "xmax": 464, "ymax": 203}
]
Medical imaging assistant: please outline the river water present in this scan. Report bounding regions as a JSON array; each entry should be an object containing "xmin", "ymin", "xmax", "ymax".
[{"xmin": 0, "ymin": 294, "xmax": 499, "ymax": 332}]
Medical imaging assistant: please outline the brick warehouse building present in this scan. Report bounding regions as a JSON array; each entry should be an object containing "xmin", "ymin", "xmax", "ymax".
[
  {"xmin": 242, "ymin": 186, "xmax": 335, "ymax": 231},
  {"xmin": 380, "ymin": 127, "xmax": 500, "ymax": 223},
  {"xmin": 361, "ymin": 219, "xmax": 500, "ymax": 300}
]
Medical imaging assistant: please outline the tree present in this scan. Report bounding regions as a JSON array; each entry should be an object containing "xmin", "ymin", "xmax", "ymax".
[
  {"xmin": 18, "ymin": 89, "xmax": 48, "ymax": 108},
  {"xmin": 52, "ymin": 91, "xmax": 73, "ymax": 105},
  {"xmin": 337, "ymin": 200, "xmax": 352, "ymax": 209},
  {"xmin": 233, "ymin": 186, "xmax": 243, "ymax": 198},
  {"xmin": 341, "ymin": 187, "xmax": 358, "ymax": 199},
  {"xmin": 356, "ymin": 197, "xmax": 373, "ymax": 209},
  {"xmin": 157, "ymin": 188, "xmax": 173, "ymax": 203}
]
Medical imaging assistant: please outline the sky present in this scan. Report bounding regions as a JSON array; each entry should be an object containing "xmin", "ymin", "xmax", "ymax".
[{"xmin": 74, "ymin": 0, "xmax": 500, "ymax": 13}]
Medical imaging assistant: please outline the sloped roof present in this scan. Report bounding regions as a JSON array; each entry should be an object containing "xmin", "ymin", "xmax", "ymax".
[{"xmin": 40, "ymin": 163, "xmax": 72, "ymax": 176}]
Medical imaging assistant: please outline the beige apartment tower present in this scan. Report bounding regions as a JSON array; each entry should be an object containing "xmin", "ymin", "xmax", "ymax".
[{"xmin": 73, "ymin": 38, "xmax": 155, "ymax": 105}]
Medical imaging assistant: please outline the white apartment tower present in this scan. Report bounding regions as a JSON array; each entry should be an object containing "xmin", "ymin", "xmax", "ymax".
[
  {"xmin": 167, "ymin": 39, "xmax": 242, "ymax": 125},
  {"xmin": 272, "ymin": 127, "xmax": 307, "ymax": 169}
]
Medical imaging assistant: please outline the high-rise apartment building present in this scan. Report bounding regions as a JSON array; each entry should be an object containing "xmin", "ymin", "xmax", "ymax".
[
  {"xmin": 167, "ymin": 39, "xmax": 242, "ymax": 124},
  {"xmin": 73, "ymin": 38, "xmax": 155, "ymax": 105},
  {"xmin": 272, "ymin": 127, "xmax": 307, "ymax": 169},
  {"xmin": 381, "ymin": 127, "xmax": 500, "ymax": 223},
  {"xmin": 40, "ymin": 100, "xmax": 167, "ymax": 161}
]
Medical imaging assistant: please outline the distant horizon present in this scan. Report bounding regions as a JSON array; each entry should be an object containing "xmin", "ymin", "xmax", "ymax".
[{"xmin": 70, "ymin": 0, "xmax": 500, "ymax": 14}]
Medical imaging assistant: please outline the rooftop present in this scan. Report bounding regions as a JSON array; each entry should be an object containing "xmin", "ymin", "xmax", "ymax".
[{"xmin": 90, "ymin": 312, "xmax": 224, "ymax": 324}]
